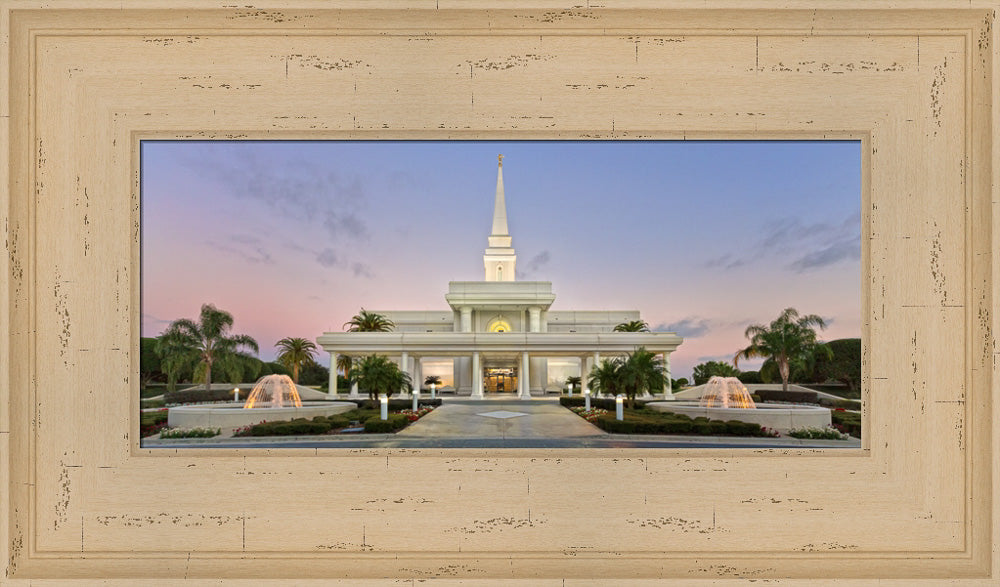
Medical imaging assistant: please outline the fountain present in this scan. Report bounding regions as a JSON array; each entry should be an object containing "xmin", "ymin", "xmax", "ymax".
[
  {"xmin": 243, "ymin": 374, "xmax": 302, "ymax": 409},
  {"xmin": 646, "ymin": 376, "xmax": 831, "ymax": 431},
  {"xmin": 166, "ymin": 374, "xmax": 355, "ymax": 434},
  {"xmin": 699, "ymin": 376, "xmax": 756, "ymax": 409}
]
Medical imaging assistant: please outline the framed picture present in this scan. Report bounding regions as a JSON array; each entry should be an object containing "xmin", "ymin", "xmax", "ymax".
[{"xmin": 2, "ymin": 2, "xmax": 997, "ymax": 582}]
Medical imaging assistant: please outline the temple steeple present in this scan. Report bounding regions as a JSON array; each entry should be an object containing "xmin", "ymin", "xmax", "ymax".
[{"xmin": 484, "ymin": 155, "xmax": 516, "ymax": 281}]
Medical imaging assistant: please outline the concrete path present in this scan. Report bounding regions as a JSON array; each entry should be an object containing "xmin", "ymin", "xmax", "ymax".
[{"xmin": 397, "ymin": 397, "xmax": 604, "ymax": 439}]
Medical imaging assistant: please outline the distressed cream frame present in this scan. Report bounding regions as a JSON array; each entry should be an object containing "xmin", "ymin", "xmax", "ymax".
[{"xmin": 2, "ymin": 2, "xmax": 999, "ymax": 583}]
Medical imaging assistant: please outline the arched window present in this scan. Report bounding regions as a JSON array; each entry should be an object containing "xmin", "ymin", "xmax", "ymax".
[
  {"xmin": 497, "ymin": 265, "xmax": 503, "ymax": 281},
  {"xmin": 487, "ymin": 318, "xmax": 512, "ymax": 333}
]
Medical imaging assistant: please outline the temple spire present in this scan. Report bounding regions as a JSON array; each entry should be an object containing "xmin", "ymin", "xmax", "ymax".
[
  {"xmin": 484, "ymin": 154, "xmax": 515, "ymax": 281},
  {"xmin": 491, "ymin": 154, "xmax": 508, "ymax": 236}
]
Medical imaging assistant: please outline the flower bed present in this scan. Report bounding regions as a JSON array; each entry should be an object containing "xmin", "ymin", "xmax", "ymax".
[
  {"xmin": 786, "ymin": 426, "xmax": 850, "ymax": 440},
  {"xmin": 159, "ymin": 426, "xmax": 220, "ymax": 439},
  {"xmin": 569, "ymin": 406, "xmax": 608, "ymax": 423}
]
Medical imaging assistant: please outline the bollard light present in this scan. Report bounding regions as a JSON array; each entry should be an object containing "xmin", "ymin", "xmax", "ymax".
[
  {"xmin": 568, "ymin": 383, "xmax": 574, "ymax": 396},
  {"xmin": 431, "ymin": 382, "xmax": 436, "ymax": 399},
  {"xmin": 584, "ymin": 388, "xmax": 591, "ymax": 411},
  {"xmin": 412, "ymin": 388, "xmax": 419, "ymax": 412},
  {"xmin": 233, "ymin": 387, "xmax": 240, "ymax": 402},
  {"xmin": 379, "ymin": 394, "xmax": 389, "ymax": 421},
  {"xmin": 615, "ymin": 394, "xmax": 624, "ymax": 421}
]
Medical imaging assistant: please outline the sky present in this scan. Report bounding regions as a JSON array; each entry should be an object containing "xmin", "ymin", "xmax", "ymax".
[{"xmin": 141, "ymin": 140, "xmax": 861, "ymax": 380}]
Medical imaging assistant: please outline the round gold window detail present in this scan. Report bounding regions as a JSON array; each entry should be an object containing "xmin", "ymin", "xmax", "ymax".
[{"xmin": 488, "ymin": 319, "xmax": 512, "ymax": 333}]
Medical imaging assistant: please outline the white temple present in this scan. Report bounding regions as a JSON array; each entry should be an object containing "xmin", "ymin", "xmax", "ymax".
[{"xmin": 317, "ymin": 156, "xmax": 683, "ymax": 399}]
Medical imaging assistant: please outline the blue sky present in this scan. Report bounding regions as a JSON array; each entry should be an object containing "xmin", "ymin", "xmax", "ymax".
[{"xmin": 142, "ymin": 140, "xmax": 861, "ymax": 380}]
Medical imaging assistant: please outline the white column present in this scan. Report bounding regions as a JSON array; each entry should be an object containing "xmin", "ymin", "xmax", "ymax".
[
  {"xmin": 328, "ymin": 352, "xmax": 338, "ymax": 399},
  {"xmin": 400, "ymin": 351, "xmax": 410, "ymax": 397},
  {"xmin": 519, "ymin": 351, "xmax": 531, "ymax": 399},
  {"xmin": 592, "ymin": 352, "xmax": 601, "ymax": 396},
  {"xmin": 460, "ymin": 307, "xmax": 472, "ymax": 332},
  {"xmin": 471, "ymin": 352, "xmax": 483, "ymax": 398},
  {"xmin": 663, "ymin": 352, "xmax": 674, "ymax": 400},
  {"xmin": 581, "ymin": 355, "xmax": 592, "ymax": 390},
  {"xmin": 413, "ymin": 358, "xmax": 422, "ymax": 394},
  {"xmin": 528, "ymin": 307, "xmax": 541, "ymax": 332}
]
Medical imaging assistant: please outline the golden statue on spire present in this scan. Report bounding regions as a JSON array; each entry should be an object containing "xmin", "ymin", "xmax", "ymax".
[{"xmin": 498, "ymin": 153, "xmax": 503, "ymax": 167}]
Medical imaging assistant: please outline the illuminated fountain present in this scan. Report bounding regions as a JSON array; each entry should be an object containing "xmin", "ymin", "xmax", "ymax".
[
  {"xmin": 243, "ymin": 374, "xmax": 302, "ymax": 409},
  {"xmin": 699, "ymin": 376, "xmax": 756, "ymax": 409},
  {"xmin": 647, "ymin": 376, "xmax": 830, "ymax": 431},
  {"xmin": 165, "ymin": 374, "xmax": 354, "ymax": 434}
]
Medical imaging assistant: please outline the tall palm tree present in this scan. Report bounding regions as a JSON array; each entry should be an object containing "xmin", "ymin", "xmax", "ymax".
[
  {"xmin": 344, "ymin": 308, "xmax": 395, "ymax": 332},
  {"xmin": 613, "ymin": 320, "xmax": 650, "ymax": 332},
  {"xmin": 275, "ymin": 337, "xmax": 318, "ymax": 383},
  {"xmin": 348, "ymin": 354, "xmax": 412, "ymax": 408},
  {"xmin": 157, "ymin": 303, "xmax": 259, "ymax": 392},
  {"xmin": 617, "ymin": 347, "xmax": 667, "ymax": 408},
  {"xmin": 734, "ymin": 307, "xmax": 832, "ymax": 392}
]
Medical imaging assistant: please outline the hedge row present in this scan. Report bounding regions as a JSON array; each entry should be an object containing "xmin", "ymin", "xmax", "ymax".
[
  {"xmin": 830, "ymin": 410, "xmax": 862, "ymax": 438},
  {"xmin": 559, "ymin": 396, "xmax": 648, "ymax": 410},
  {"xmin": 818, "ymin": 397, "xmax": 861, "ymax": 410},
  {"xmin": 164, "ymin": 388, "xmax": 249, "ymax": 404},
  {"xmin": 345, "ymin": 398, "xmax": 443, "ymax": 410},
  {"xmin": 595, "ymin": 413, "xmax": 767, "ymax": 436},
  {"xmin": 242, "ymin": 409, "xmax": 416, "ymax": 436},
  {"xmin": 755, "ymin": 389, "xmax": 818, "ymax": 404}
]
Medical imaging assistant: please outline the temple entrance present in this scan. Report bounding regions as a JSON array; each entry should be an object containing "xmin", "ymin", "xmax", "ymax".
[{"xmin": 484, "ymin": 367, "xmax": 518, "ymax": 393}]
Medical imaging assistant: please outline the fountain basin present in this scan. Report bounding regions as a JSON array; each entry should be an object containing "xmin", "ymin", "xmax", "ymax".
[
  {"xmin": 168, "ymin": 401, "xmax": 356, "ymax": 432},
  {"xmin": 646, "ymin": 401, "xmax": 831, "ymax": 431}
]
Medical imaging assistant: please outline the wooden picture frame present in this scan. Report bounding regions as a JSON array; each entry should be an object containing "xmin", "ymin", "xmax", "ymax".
[{"xmin": 2, "ymin": 2, "xmax": 998, "ymax": 582}]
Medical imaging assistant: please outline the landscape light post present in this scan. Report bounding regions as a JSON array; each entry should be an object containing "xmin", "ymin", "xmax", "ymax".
[
  {"xmin": 584, "ymin": 388, "xmax": 591, "ymax": 411},
  {"xmin": 379, "ymin": 394, "xmax": 388, "ymax": 421},
  {"xmin": 430, "ymin": 382, "xmax": 436, "ymax": 399},
  {"xmin": 233, "ymin": 387, "xmax": 239, "ymax": 403},
  {"xmin": 412, "ymin": 388, "xmax": 419, "ymax": 412},
  {"xmin": 568, "ymin": 383, "xmax": 573, "ymax": 397},
  {"xmin": 615, "ymin": 394, "xmax": 624, "ymax": 421}
]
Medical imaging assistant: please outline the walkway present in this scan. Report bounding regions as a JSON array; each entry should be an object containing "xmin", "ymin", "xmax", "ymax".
[{"xmin": 396, "ymin": 397, "xmax": 603, "ymax": 439}]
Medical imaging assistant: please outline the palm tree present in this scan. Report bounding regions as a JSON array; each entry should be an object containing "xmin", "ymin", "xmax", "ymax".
[
  {"xmin": 565, "ymin": 375, "xmax": 582, "ymax": 391},
  {"xmin": 424, "ymin": 375, "xmax": 442, "ymax": 387},
  {"xmin": 275, "ymin": 337, "xmax": 318, "ymax": 383},
  {"xmin": 348, "ymin": 354, "xmax": 412, "ymax": 407},
  {"xmin": 734, "ymin": 307, "xmax": 833, "ymax": 392},
  {"xmin": 157, "ymin": 303, "xmax": 259, "ymax": 392},
  {"xmin": 613, "ymin": 319, "xmax": 650, "ymax": 332},
  {"xmin": 587, "ymin": 357, "xmax": 625, "ymax": 399},
  {"xmin": 617, "ymin": 347, "xmax": 667, "ymax": 408},
  {"xmin": 344, "ymin": 308, "xmax": 395, "ymax": 332},
  {"xmin": 336, "ymin": 354, "xmax": 354, "ymax": 378}
]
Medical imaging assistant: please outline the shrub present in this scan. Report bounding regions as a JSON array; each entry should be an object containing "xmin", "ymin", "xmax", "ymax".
[
  {"xmin": 737, "ymin": 370, "xmax": 762, "ymax": 384},
  {"xmin": 830, "ymin": 410, "xmax": 862, "ymax": 438},
  {"xmin": 755, "ymin": 389, "xmax": 818, "ymax": 404},
  {"xmin": 363, "ymin": 414, "xmax": 409, "ymax": 433},
  {"xmin": 159, "ymin": 427, "xmax": 220, "ymax": 439}
]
